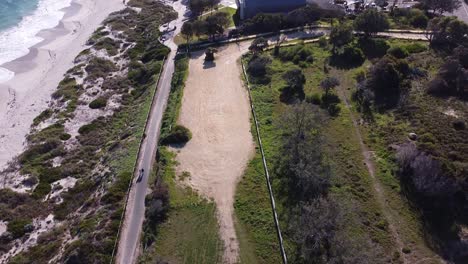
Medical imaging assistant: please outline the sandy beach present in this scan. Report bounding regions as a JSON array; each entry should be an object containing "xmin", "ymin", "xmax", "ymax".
[{"xmin": 0, "ymin": 0, "xmax": 125, "ymax": 170}]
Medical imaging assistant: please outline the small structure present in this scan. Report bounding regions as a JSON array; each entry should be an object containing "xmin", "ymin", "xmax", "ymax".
[{"xmin": 237, "ymin": 0, "xmax": 307, "ymax": 19}]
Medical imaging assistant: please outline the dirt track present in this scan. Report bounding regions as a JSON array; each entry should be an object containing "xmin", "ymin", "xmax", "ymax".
[{"xmin": 174, "ymin": 42, "xmax": 254, "ymax": 263}]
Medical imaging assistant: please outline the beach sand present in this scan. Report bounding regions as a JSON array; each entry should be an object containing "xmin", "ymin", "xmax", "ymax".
[{"xmin": 0, "ymin": 0, "xmax": 125, "ymax": 170}]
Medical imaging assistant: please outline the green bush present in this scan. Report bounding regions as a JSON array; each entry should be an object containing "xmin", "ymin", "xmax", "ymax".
[
  {"xmin": 402, "ymin": 42, "xmax": 427, "ymax": 54},
  {"xmin": 33, "ymin": 109, "xmax": 53, "ymax": 126},
  {"xmin": 60, "ymin": 133, "xmax": 72, "ymax": 141},
  {"xmin": 409, "ymin": 10, "xmax": 428, "ymax": 28},
  {"xmin": 78, "ymin": 123, "xmax": 99, "ymax": 134},
  {"xmin": 402, "ymin": 247, "xmax": 412, "ymax": 254},
  {"xmin": 101, "ymin": 172, "xmax": 132, "ymax": 204},
  {"xmin": 33, "ymin": 167, "xmax": 63, "ymax": 199},
  {"xmin": 19, "ymin": 140, "xmax": 61, "ymax": 165},
  {"xmin": 341, "ymin": 45, "xmax": 365, "ymax": 66},
  {"xmin": 358, "ymin": 38, "xmax": 390, "ymax": 58},
  {"xmin": 52, "ymin": 78, "xmax": 80, "ymax": 101},
  {"xmin": 8, "ymin": 218, "xmax": 32, "ymax": 238},
  {"xmin": 306, "ymin": 93, "xmax": 322, "ymax": 105},
  {"xmin": 128, "ymin": 61, "xmax": 158, "ymax": 85},
  {"xmin": 162, "ymin": 125, "xmax": 192, "ymax": 145},
  {"xmin": 85, "ymin": 57, "xmax": 118, "ymax": 82},
  {"xmin": 89, "ymin": 97, "xmax": 107, "ymax": 109},
  {"xmin": 141, "ymin": 44, "xmax": 170, "ymax": 63},
  {"xmin": 388, "ymin": 46, "xmax": 409, "ymax": 59},
  {"xmin": 277, "ymin": 45, "xmax": 314, "ymax": 65},
  {"xmin": 94, "ymin": 37, "xmax": 121, "ymax": 56}
]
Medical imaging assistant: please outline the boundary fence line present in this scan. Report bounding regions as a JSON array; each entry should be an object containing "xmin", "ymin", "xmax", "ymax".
[
  {"xmin": 109, "ymin": 56, "xmax": 166, "ymax": 264},
  {"xmin": 241, "ymin": 60, "xmax": 288, "ymax": 264}
]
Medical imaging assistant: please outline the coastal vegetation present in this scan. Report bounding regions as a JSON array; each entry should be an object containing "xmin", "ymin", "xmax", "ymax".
[
  {"xmin": 235, "ymin": 9, "xmax": 468, "ymax": 263},
  {"xmin": 0, "ymin": 0, "xmax": 176, "ymax": 262}
]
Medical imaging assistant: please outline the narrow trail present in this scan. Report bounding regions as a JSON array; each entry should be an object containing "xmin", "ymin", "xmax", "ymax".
[{"xmin": 335, "ymin": 85, "xmax": 409, "ymax": 264}]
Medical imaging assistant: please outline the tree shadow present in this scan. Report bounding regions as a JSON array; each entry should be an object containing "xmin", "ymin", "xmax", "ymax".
[
  {"xmin": 166, "ymin": 142, "xmax": 188, "ymax": 149},
  {"xmin": 329, "ymin": 54, "xmax": 364, "ymax": 70},
  {"xmin": 203, "ymin": 60, "xmax": 216, "ymax": 69}
]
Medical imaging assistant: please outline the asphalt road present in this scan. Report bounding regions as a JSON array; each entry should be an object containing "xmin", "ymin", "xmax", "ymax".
[{"xmin": 115, "ymin": 1, "xmax": 188, "ymax": 263}]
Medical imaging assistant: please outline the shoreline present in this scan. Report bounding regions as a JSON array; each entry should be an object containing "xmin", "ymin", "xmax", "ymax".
[{"xmin": 0, "ymin": 0, "xmax": 125, "ymax": 170}]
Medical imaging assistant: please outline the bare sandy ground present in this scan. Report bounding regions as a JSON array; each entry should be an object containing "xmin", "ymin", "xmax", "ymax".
[
  {"xmin": 0, "ymin": 0, "xmax": 125, "ymax": 171},
  {"xmin": 175, "ymin": 42, "xmax": 254, "ymax": 263}
]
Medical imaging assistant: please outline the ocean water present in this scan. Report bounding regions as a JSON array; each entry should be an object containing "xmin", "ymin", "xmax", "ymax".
[{"xmin": 0, "ymin": 0, "xmax": 72, "ymax": 83}]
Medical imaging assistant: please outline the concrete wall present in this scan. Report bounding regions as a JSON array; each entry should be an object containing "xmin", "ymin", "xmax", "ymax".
[{"xmin": 238, "ymin": 0, "xmax": 307, "ymax": 19}]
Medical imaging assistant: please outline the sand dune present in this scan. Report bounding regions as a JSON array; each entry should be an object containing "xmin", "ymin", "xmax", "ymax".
[{"xmin": 0, "ymin": 0, "xmax": 125, "ymax": 171}]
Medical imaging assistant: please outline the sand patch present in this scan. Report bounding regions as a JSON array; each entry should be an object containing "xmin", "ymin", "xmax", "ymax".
[{"xmin": 174, "ymin": 43, "xmax": 254, "ymax": 263}]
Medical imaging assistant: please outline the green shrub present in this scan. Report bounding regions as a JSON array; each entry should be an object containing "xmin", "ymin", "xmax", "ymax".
[
  {"xmin": 402, "ymin": 42, "xmax": 427, "ymax": 54},
  {"xmin": 78, "ymin": 123, "xmax": 98, "ymax": 134},
  {"xmin": 247, "ymin": 55, "xmax": 271, "ymax": 84},
  {"xmin": 277, "ymin": 44, "xmax": 314, "ymax": 65},
  {"xmin": 19, "ymin": 140, "xmax": 61, "ymax": 165},
  {"xmin": 340, "ymin": 45, "xmax": 365, "ymax": 66},
  {"xmin": 89, "ymin": 97, "xmax": 107, "ymax": 109},
  {"xmin": 318, "ymin": 36, "xmax": 328, "ymax": 47},
  {"xmin": 52, "ymin": 78, "xmax": 80, "ymax": 101},
  {"xmin": 28, "ymin": 123, "xmax": 65, "ymax": 143},
  {"xmin": 420, "ymin": 133, "xmax": 436, "ymax": 143},
  {"xmin": 85, "ymin": 57, "xmax": 118, "ymax": 81},
  {"xmin": 32, "ymin": 167, "xmax": 63, "ymax": 198},
  {"xmin": 128, "ymin": 61, "xmax": 158, "ymax": 85},
  {"xmin": 94, "ymin": 37, "xmax": 121, "ymax": 56},
  {"xmin": 162, "ymin": 125, "xmax": 192, "ymax": 145},
  {"xmin": 33, "ymin": 109, "xmax": 53, "ymax": 126},
  {"xmin": 358, "ymin": 38, "xmax": 390, "ymax": 58},
  {"xmin": 60, "ymin": 133, "xmax": 72, "ymax": 141},
  {"xmin": 306, "ymin": 93, "xmax": 322, "ymax": 105},
  {"xmin": 142, "ymin": 44, "xmax": 170, "ymax": 63},
  {"xmin": 388, "ymin": 46, "xmax": 409, "ymax": 59},
  {"xmin": 409, "ymin": 11, "xmax": 428, "ymax": 28},
  {"xmin": 8, "ymin": 218, "xmax": 32, "ymax": 238},
  {"xmin": 101, "ymin": 172, "xmax": 132, "ymax": 204}
]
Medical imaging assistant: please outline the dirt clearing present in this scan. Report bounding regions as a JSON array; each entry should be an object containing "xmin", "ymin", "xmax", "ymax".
[{"xmin": 174, "ymin": 42, "xmax": 254, "ymax": 263}]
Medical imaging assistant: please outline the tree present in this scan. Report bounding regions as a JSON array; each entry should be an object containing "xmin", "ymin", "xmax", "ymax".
[
  {"xmin": 320, "ymin": 76, "xmax": 340, "ymax": 97},
  {"xmin": 329, "ymin": 23, "xmax": 354, "ymax": 54},
  {"xmin": 420, "ymin": 0, "xmax": 461, "ymax": 14},
  {"xmin": 192, "ymin": 19, "xmax": 207, "ymax": 38},
  {"xmin": 189, "ymin": 0, "xmax": 206, "ymax": 16},
  {"xmin": 181, "ymin": 22, "xmax": 194, "ymax": 45},
  {"xmin": 249, "ymin": 37, "xmax": 268, "ymax": 54},
  {"xmin": 247, "ymin": 55, "xmax": 270, "ymax": 77},
  {"xmin": 205, "ymin": 47, "xmax": 216, "ymax": 61},
  {"xmin": 277, "ymin": 103, "xmax": 329, "ymax": 200},
  {"xmin": 281, "ymin": 69, "xmax": 306, "ymax": 102},
  {"xmin": 205, "ymin": 12, "xmax": 230, "ymax": 40},
  {"xmin": 273, "ymin": 34, "xmax": 287, "ymax": 56},
  {"xmin": 354, "ymin": 9, "xmax": 390, "ymax": 37},
  {"xmin": 283, "ymin": 69, "xmax": 306, "ymax": 94},
  {"xmin": 206, "ymin": 0, "xmax": 220, "ymax": 12},
  {"xmin": 365, "ymin": 56, "xmax": 409, "ymax": 108},
  {"xmin": 295, "ymin": 198, "xmax": 339, "ymax": 261},
  {"xmin": 426, "ymin": 16, "xmax": 468, "ymax": 48}
]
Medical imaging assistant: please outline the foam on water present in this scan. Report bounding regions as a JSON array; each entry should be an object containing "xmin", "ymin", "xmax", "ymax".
[{"xmin": 0, "ymin": 0, "xmax": 73, "ymax": 83}]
